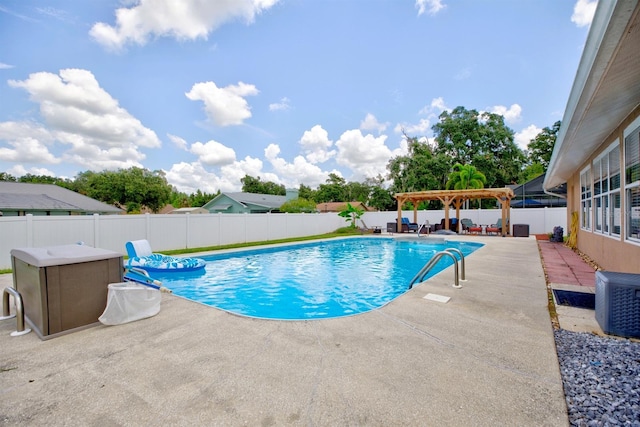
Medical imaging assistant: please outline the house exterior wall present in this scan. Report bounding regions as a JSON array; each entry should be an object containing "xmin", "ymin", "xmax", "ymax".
[{"xmin": 567, "ymin": 105, "xmax": 640, "ymax": 273}]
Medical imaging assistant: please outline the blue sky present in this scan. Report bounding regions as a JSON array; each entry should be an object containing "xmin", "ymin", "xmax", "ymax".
[{"xmin": 0, "ymin": 0, "xmax": 597, "ymax": 194}]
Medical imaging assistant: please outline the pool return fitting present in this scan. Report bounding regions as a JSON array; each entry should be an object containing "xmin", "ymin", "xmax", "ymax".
[
  {"xmin": 1, "ymin": 287, "xmax": 31, "ymax": 337},
  {"xmin": 408, "ymin": 248, "xmax": 466, "ymax": 290}
]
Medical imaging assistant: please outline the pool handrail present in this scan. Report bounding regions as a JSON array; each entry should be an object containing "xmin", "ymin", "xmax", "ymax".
[
  {"xmin": 444, "ymin": 247, "xmax": 466, "ymax": 281},
  {"xmin": 409, "ymin": 250, "xmax": 461, "ymax": 289}
]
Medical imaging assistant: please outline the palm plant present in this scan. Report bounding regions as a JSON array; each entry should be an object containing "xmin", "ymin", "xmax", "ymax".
[
  {"xmin": 446, "ymin": 163, "xmax": 486, "ymax": 190},
  {"xmin": 337, "ymin": 203, "xmax": 364, "ymax": 228},
  {"xmin": 446, "ymin": 163, "xmax": 487, "ymax": 208}
]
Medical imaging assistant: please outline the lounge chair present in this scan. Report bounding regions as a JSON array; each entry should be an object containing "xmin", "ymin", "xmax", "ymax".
[
  {"xmin": 125, "ymin": 239, "xmax": 206, "ymax": 272},
  {"xmin": 399, "ymin": 217, "xmax": 419, "ymax": 232},
  {"xmin": 439, "ymin": 217, "xmax": 459, "ymax": 232},
  {"xmin": 461, "ymin": 218, "xmax": 476, "ymax": 234},
  {"xmin": 359, "ymin": 220, "xmax": 381, "ymax": 234},
  {"xmin": 486, "ymin": 218, "xmax": 509, "ymax": 235}
]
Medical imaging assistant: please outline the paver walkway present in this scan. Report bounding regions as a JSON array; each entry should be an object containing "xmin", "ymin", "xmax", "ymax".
[{"xmin": 538, "ymin": 240, "xmax": 596, "ymax": 288}]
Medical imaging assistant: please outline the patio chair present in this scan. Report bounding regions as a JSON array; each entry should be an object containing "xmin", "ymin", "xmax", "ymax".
[
  {"xmin": 486, "ymin": 218, "xmax": 509, "ymax": 235},
  {"xmin": 359, "ymin": 220, "xmax": 381, "ymax": 234},
  {"xmin": 439, "ymin": 217, "xmax": 459, "ymax": 232},
  {"xmin": 460, "ymin": 218, "xmax": 475, "ymax": 234},
  {"xmin": 399, "ymin": 217, "xmax": 419, "ymax": 232}
]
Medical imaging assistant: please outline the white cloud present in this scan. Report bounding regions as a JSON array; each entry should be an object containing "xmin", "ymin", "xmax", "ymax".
[
  {"xmin": 298, "ymin": 125, "xmax": 335, "ymax": 164},
  {"xmin": 190, "ymin": 139, "xmax": 236, "ymax": 166},
  {"xmin": 0, "ymin": 126, "xmax": 59, "ymax": 163},
  {"xmin": 0, "ymin": 62, "xmax": 14, "ymax": 69},
  {"xmin": 396, "ymin": 97, "xmax": 450, "ymax": 136},
  {"xmin": 335, "ymin": 129, "xmax": 392, "ymax": 181},
  {"xmin": 264, "ymin": 144, "xmax": 334, "ymax": 189},
  {"xmin": 418, "ymin": 97, "xmax": 450, "ymax": 117},
  {"xmin": 415, "ymin": 0, "xmax": 445, "ymax": 16},
  {"xmin": 165, "ymin": 161, "xmax": 229, "ymax": 194},
  {"xmin": 1, "ymin": 69, "xmax": 160, "ymax": 171},
  {"xmin": 269, "ymin": 97, "xmax": 291, "ymax": 111},
  {"xmin": 360, "ymin": 113, "xmax": 389, "ymax": 134},
  {"xmin": 7, "ymin": 164, "xmax": 57, "ymax": 178},
  {"xmin": 394, "ymin": 118, "xmax": 431, "ymax": 135},
  {"xmin": 514, "ymin": 124, "xmax": 542, "ymax": 150},
  {"xmin": 90, "ymin": 0, "xmax": 281, "ymax": 50},
  {"xmin": 185, "ymin": 81, "xmax": 259, "ymax": 126},
  {"xmin": 571, "ymin": 0, "xmax": 597, "ymax": 28},
  {"xmin": 490, "ymin": 103, "xmax": 522, "ymax": 124},
  {"xmin": 165, "ymin": 153, "xmax": 271, "ymax": 194},
  {"xmin": 167, "ymin": 134, "xmax": 188, "ymax": 150}
]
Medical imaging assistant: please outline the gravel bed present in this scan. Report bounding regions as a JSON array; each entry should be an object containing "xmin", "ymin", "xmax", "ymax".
[{"xmin": 554, "ymin": 329, "xmax": 640, "ymax": 426}]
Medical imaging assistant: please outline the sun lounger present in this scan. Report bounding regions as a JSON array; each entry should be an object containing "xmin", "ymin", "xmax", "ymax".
[{"xmin": 125, "ymin": 239, "xmax": 206, "ymax": 272}]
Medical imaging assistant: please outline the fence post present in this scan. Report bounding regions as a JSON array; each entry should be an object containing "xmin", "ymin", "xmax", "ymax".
[
  {"xmin": 93, "ymin": 213, "xmax": 100, "ymax": 247},
  {"xmin": 186, "ymin": 212, "xmax": 190, "ymax": 249},
  {"xmin": 145, "ymin": 213, "xmax": 150, "ymax": 240},
  {"xmin": 26, "ymin": 214, "xmax": 33, "ymax": 247}
]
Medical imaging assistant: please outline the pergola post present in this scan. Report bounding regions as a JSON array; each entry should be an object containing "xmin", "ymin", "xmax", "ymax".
[{"xmin": 453, "ymin": 198, "xmax": 464, "ymax": 233}]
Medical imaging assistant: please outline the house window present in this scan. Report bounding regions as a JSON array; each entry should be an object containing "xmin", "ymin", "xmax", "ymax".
[
  {"xmin": 609, "ymin": 145, "xmax": 621, "ymax": 235},
  {"xmin": 593, "ymin": 142, "xmax": 620, "ymax": 237},
  {"xmin": 580, "ymin": 167, "xmax": 591, "ymax": 230},
  {"xmin": 625, "ymin": 118, "xmax": 640, "ymax": 241}
]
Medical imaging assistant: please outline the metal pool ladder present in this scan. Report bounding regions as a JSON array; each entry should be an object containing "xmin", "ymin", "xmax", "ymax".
[
  {"xmin": 1, "ymin": 287, "xmax": 31, "ymax": 337},
  {"xmin": 408, "ymin": 248, "xmax": 466, "ymax": 289}
]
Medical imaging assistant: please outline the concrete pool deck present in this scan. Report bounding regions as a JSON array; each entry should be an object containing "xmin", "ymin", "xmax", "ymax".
[{"xmin": 0, "ymin": 236, "xmax": 570, "ymax": 426}]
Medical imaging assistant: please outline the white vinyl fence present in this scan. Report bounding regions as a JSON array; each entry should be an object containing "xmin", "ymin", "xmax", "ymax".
[
  {"xmin": 0, "ymin": 207, "xmax": 568, "ymax": 270},
  {"xmin": 361, "ymin": 207, "xmax": 568, "ymax": 236}
]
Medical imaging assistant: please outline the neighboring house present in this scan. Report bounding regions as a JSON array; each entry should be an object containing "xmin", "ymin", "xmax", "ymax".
[
  {"xmin": 316, "ymin": 202, "xmax": 371, "ymax": 213},
  {"xmin": 169, "ymin": 207, "xmax": 209, "ymax": 214},
  {"xmin": 509, "ymin": 173, "xmax": 566, "ymax": 208},
  {"xmin": 0, "ymin": 182, "xmax": 122, "ymax": 216},
  {"xmin": 543, "ymin": 0, "xmax": 640, "ymax": 273},
  {"xmin": 202, "ymin": 189, "xmax": 298, "ymax": 214}
]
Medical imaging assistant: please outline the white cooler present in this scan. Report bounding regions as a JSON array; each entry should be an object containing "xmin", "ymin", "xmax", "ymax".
[{"xmin": 99, "ymin": 282, "xmax": 161, "ymax": 326}]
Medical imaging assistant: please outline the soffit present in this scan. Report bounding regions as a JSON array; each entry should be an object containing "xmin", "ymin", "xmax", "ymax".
[{"xmin": 545, "ymin": 0, "xmax": 640, "ymax": 189}]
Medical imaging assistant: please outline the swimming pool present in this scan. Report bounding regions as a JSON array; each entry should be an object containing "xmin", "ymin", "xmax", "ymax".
[{"xmin": 154, "ymin": 237, "xmax": 483, "ymax": 320}]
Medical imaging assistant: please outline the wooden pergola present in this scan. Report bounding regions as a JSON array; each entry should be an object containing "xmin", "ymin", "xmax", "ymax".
[{"xmin": 394, "ymin": 188, "xmax": 515, "ymax": 236}]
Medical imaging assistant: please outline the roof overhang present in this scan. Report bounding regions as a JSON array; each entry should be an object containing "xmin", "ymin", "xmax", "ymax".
[{"xmin": 544, "ymin": 0, "xmax": 640, "ymax": 190}]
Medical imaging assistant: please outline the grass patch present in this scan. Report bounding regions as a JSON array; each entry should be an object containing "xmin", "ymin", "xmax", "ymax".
[{"xmin": 161, "ymin": 227, "xmax": 362, "ymax": 256}]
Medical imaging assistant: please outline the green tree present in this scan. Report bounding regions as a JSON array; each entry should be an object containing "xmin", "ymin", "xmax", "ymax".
[
  {"xmin": 189, "ymin": 189, "xmax": 218, "ymax": 207},
  {"xmin": 241, "ymin": 175, "xmax": 285, "ymax": 195},
  {"xmin": 446, "ymin": 163, "xmax": 487, "ymax": 190},
  {"xmin": 279, "ymin": 197, "xmax": 317, "ymax": 213},
  {"xmin": 527, "ymin": 120, "xmax": 561, "ymax": 169},
  {"xmin": 79, "ymin": 167, "xmax": 172, "ymax": 213},
  {"xmin": 386, "ymin": 135, "xmax": 451, "ymax": 208},
  {"xmin": 0, "ymin": 172, "xmax": 17, "ymax": 182},
  {"xmin": 345, "ymin": 181, "xmax": 371, "ymax": 204},
  {"xmin": 315, "ymin": 173, "xmax": 347, "ymax": 203},
  {"xmin": 432, "ymin": 106, "xmax": 525, "ymax": 188},
  {"xmin": 297, "ymin": 183, "xmax": 316, "ymax": 202},
  {"xmin": 364, "ymin": 175, "xmax": 395, "ymax": 211}
]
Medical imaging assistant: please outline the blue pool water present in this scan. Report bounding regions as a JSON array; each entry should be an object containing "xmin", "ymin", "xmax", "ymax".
[{"xmin": 154, "ymin": 238, "xmax": 483, "ymax": 320}]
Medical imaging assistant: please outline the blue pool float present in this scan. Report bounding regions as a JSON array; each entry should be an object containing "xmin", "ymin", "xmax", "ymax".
[{"xmin": 125, "ymin": 240, "xmax": 206, "ymax": 273}]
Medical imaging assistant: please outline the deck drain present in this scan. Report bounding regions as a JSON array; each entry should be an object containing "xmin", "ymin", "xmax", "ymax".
[{"xmin": 552, "ymin": 289, "xmax": 595, "ymax": 310}]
